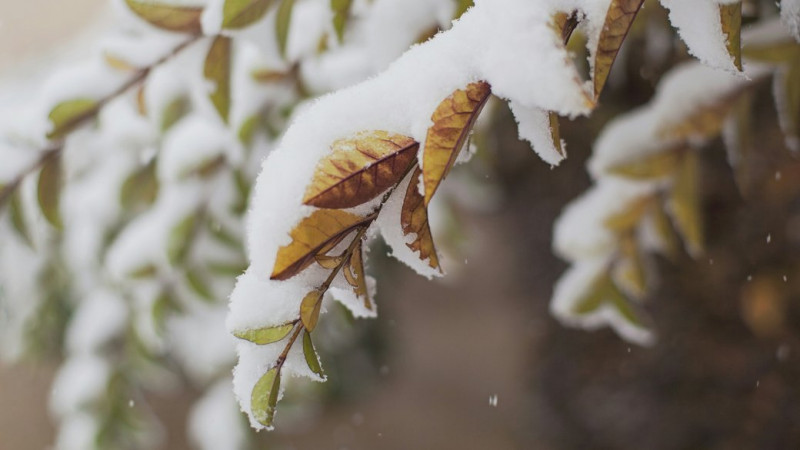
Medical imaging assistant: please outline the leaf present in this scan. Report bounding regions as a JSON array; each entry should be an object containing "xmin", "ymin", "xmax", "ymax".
[
  {"xmin": 103, "ymin": 52, "xmax": 136, "ymax": 71},
  {"xmin": 593, "ymin": 0, "xmax": 645, "ymax": 98},
  {"xmin": 128, "ymin": 264, "xmax": 158, "ymax": 279},
  {"xmin": 205, "ymin": 36, "xmax": 232, "ymax": 123},
  {"xmin": 302, "ymin": 130, "xmax": 419, "ymax": 209},
  {"xmin": 183, "ymin": 154, "xmax": 227, "ymax": 179},
  {"xmin": 551, "ymin": 10, "xmax": 579, "ymax": 44},
  {"xmin": 548, "ymin": 111, "xmax": 565, "ymax": 158},
  {"xmin": 37, "ymin": 155, "xmax": 62, "ymax": 230},
  {"xmin": 234, "ymin": 323, "xmax": 294, "ymax": 345},
  {"xmin": 422, "ymin": 81, "xmax": 492, "ymax": 205},
  {"xmin": 161, "ymin": 96, "xmax": 190, "ymax": 132},
  {"xmin": 650, "ymin": 198, "xmax": 680, "ymax": 261},
  {"xmin": 46, "ymin": 98, "xmax": 98, "ymax": 140},
  {"xmin": 207, "ymin": 260, "xmax": 248, "ymax": 276},
  {"xmin": 348, "ymin": 241, "xmax": 371, "ymax": 310},
  {"xmin": 331, "ymin": 0, "xmax": 353, "ymax": 43},
  {"xmin": 135, "ymin": 86, "xmax": 147, "ymax": 116},
  {"xmin": 742, "ymin": 40, "xmax": 800, "ymax": 63},
  {"xmin": 453, "ymin": 0, "xmax": 473, "ymax": 20},
  {"xmin": 401, "ymin": 167, "xmax": 440, "ymax": 270},
  {"xmin": 167, "ymin": 214, "xmax": 197, "ymax": 265},
  {"xmin": 186, "ymin": 268, "xmax": 215, "ymax": 302},
  {"xmin": 207, "ymin": 220, "xmax": 242, "ymax": 250},
  {"xmin": 573, "ymin": 271, "xmax": 643, "ymax": 327},
  {"xmin": 603, "ymin": 196, "xmax": 652, "ymax": 233},
  {"xmin": 222, "ymin": 0, "xmax": 273, "ymax": 29},
  {"xmin": 276, "ymin": 0, "xmax": 296, "ymax": 58},
  {"xmin": 668, "ymin": 150, "xmax": 703, "ymax": 256},
  {"xmin": 302, "ymin": 330, "xmax": 324, "ymax": 377},
  {"xmin": 124, "ymin": 0, "xmax": 203, "ymax": 33},
  {"xmin": 315, "ymin": 254, "xmax": 343, "ymax": 270},
  {"xmin": 251, "ymin": 367, "xmax": 280, "ymax": 427},
  {"xmin": 719, "ymin": 2, "xmax": 743, "ymax": 71},
  {"xmin": 658, "ymin": 95, "xmax": 739, "ymax": 141},
  {"xmin": 9, "ymin": 190, "xmax": 33, "ymax": 248},
  {"xmin": 251, "ymin": 67, "xmax": 292, "ymax": 83},
  {"xmin": 300, "ymin": 290, "xmax": 323, "ymax": 332},
  {"xmin": 120, "ymin": 160, "xmax": 159, "ymax": 210},
  {"xmin": 607, "ymin": 148, "xmax": 683, "ymax": 179},
  {"xmin": 775, "ymin": 60, "xmax": 800, "ymax": 153},
  {"xmin": 614, "ymin": 235, "xmax": 647, "ymax": 299},
  {"xmin": 271, "ymin": 209, "xmax": 371, "ymax": 280}
]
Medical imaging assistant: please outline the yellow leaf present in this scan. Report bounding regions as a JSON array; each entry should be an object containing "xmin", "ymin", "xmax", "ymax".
[
  {"xmin": 607, "ymin": 147, "xmax": 683, "ymax": 179},
  {"xmin": 614, "ymin": 235, "xmax": 647, "ymax": 299},
  {"xmin": 251, "ymin": 367, "xmax": 280, "ymax": 427},
  {"xmin": 453, "ymin": 0, "xmax": 473, "ymax": 20},
  {"xmin": 135, "ymin": 86, "xmax": 147, "ymax": 116},
  {"xmin": 204, "ymin": 36, "xmax": 232, "ymax": 123},
  {"xmin": 276, "ymin": 0, "xmax": 295, "ymax": 58},
  {"xmin": 719, "ymin": 2, "xmax": 743, "ymax": 71},
  {"xmin": 37, "ymin": 155, "xmax": 62, "ymax": 230},
  {"xmin": 422, "ymin": 81, "xmax": 492, "ymax": 205},
  {"xmin": 315, "ymin": 254, "xmax": 343, "ymax": 270},
  {"xmin": 401, "ymin": 167, "xmax": 441, "ymax": 270},
  {"xmin": 303, "ymin": 130, "xmax": 419, "ymax": 209},
  {"xmin": 650, "ymin": 198, "xmax": 680, "ymax": 261},
  {"xmin": 573, "ymin": 271, "xmax": 643, "ymax": 327},
  {"xmin": 742, "ymin": 40, "xmax": 800, "ymax": 63},
  {"xmin": 251, "ymin": 67, "xmax": 292, "ymax": 83},
  {"xmin": 331, "ymin": 0, "xmax": 353, "ymax": 43},
  {"xmin": 124, "ymin": 0, "xmax": 203, "ymax": 33},
  {"xmin": 548, "ymin": 111, "xmax": 565, "ymax": 158},
  {"xmin": 302, "ymin": 330, "xmax": 324, "ymax": 377},
  {"xmin": 668, "ymin": 150, "xmax": 704, "ymax": 256},
  {"xmin": 103, "ymin": 52, "xmax": 136, "ymax": 71},
  {"xmin": 657, "ymin": 95, "xmax": 740, "ymax": 141},
  {"xmin": 233, "ymin": 322, "xmax": 295, "ymax": 345},
  {"xmin": 47, "ymin": 98, "xmax": 98, "ymax": 140},
  {"xmin": 222, "ymin": 0, "xmax": 273, "ymax": 29},
  {"xmin": 550, "ymin": 10, "xmax": 579, "ymax": 45},
  {"xmin": 593, "ymin": 0, "xmax": 645, "ymax": 98},
  {"xmin": 300, "ymin": 290, "xmax": 323, "ymax": 331},
  {"xmin": 604, "ymin": 195, "xmax": 652, "ymax": 233},
  {"xmin": 271, "ymin": 209, "xmax": 370, "ymax": 280},
  {"xmin": 348, "ymin": 241, "xmax": 371, "ymax": 310}
]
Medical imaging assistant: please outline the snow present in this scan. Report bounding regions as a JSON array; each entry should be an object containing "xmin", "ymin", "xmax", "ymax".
[
  {"xmin": 782, "ymin": 0, "xmax": 800, "ymax": 41},
  {"xmin": 66, "ymin": 290, "xmax": 129, "ymax": 354},
  {"xmin": 189, "ymin": 379, "xmax": 248, "ymax": 450},
  {"xmin": 50, "ymin": 354, "xmax": 112, "ymax": 417},
  {"xmin": 509, "ymin": 101, "xmax": 566, "ymax": 166}
]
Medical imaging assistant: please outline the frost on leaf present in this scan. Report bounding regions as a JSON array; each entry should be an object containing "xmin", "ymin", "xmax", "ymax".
[
  {"xmin": 271, "ymin": 209, "xmax": 371, "ymax": 280},
  {"xmin": 124, "ymin": 0, "xmax": 203, "ymax": 33},
  {"xmin": 719, "ymin": 2, "xmax": 743, "ymax": 71},
  {"xmin": 222, "ymin": 0, "xmax": 273, "ymax": 30},
  {"xmin": 401, "ymin": 167, "xmax": 440, "ymax": 271},
  {"xmin": 422, "ymin": 81, "xmax": 491, "ymax": 206},
  {"xmin": 303, "ymin": 131, "xmax": 419, "ymax": 209},
  {"xmin": 37, "ymin": 155, "xmax": 63, "ymax": 230},
  {"xmin": 251, "ymin": 367, "xmax": 280, "ymax": 428},
  {"xmin": 204, "ymin": 36, "xmax": 232, "ymax": 123},
  {"xmin": 47, "ymin": 99, "xmax": 98, "ymax": 140},
  {"xmin": 593, "ymin": 0, "xmax": 645, "ymax": 98}
]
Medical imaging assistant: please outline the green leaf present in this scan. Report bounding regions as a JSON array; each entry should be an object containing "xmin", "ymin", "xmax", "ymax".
[
  {"xmin": 573, "ymin": 272, "xmax": 642, "ymax": 327},
  {"xmin": 234, "ymin": 323, "xmax": 294, "ymax": 345},
  {"xmin": 124, "ymin": 0, "xmax": 203, "ymax": 33},
  {"xmin": 167, "ymin": 214, "xmax": 197, "ymax": 265},
  {"xmin": 300, "ymin": 290, "xmax": 323, "ymax": 331},
  {"xmin": 302, "ymin": 330, "xmax": 324, "ymax": 377},
  {"xmin": 47, "ymin": 99, "xmax": 98, "ymax": 140},
  {"xmin": 120, "ymin": 160, "xmax": 159, "ymax": 210},
  {"xmin": 207, "ymin": 260, "xmax": 248, "ymax": 276},
  {"xmin": 161, "ymin": 96, "xmax": 190, "ymax": 132},
  {"xmin": 37, "ymin": 155, "xmax": 62, "ymax": 230},
  {"xmin": 204, "ymin": 36, "xmax": 232, "ymax": 123},
  {"xmin": 186, "ymin": 268, "xmax": 215, "ymax": 302},
  {"xmin": 251, "ymin": 367, "xmax": 281, "ymax": 427},
  {"xmin": 207, "ymin": 220, "xmax": 241, "ymax": 249},
  {"xmin": 330, "ymin": 0, "xmax": 353, "ymax": 43},
  {"xmin": 10, "ymin": 190, "xmax": 33, "ymax": 248},
  {"xmin": 276, "ymin": 0, "xmax": 296, "ymax": 58},
  {"xmin": 222, "ymin": 0, "xmax": 273, "ymax": 29},
  {"xmin": 668, "ymin": 151, "xmax": 704, "ymax": 257},
  {"xmin": 127, "ymin": 264, "xmax": 158, "ymax": 279},
  {"xmin": 238, "ymin": 115, "xmax": 260, "ymax": 146},
  {"xmin": 152, "ymin": 289, "xmax": 180, "ymax": 335}
]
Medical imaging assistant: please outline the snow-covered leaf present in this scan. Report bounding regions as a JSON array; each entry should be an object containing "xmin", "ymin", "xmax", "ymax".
[
  {"xmin": 719, "ymin": 2, "xmax": 743, "ymax": 71},
  {"xmin": 47, "ymin": 99, "xmax": 98, "ymax": 140},
  {"xmin": 331, "ymin": 0, "xmax": 353, "ymax": 43},
  {"xmin": 275, "ymin": 0, "xmax": 296, "ymax": 58},
  {"xmin": 222, "ymin": 0, "xmax": 273, "ymax": 29},
  {"xmin": 9, "ymin": 190, "xmax": 33, "ymax": 247},
  {"xmin": 422, "ymin": 81, "xmax": 491, "ymax": 206},
  {"xmin": 120, "ymin": 161, "xmax": 159, "ymax": 210},
  {"xmin": 168, "ymin": 214, "xmax": 197, "ymax": 265},
  {"xmin": 251, "ymin": 367, "xmax": 280, "ymax": 427},
  {"xmin": 607, "ymin": 147, "xmax": 682, "ymax": 179},
  {"xmin": 303, "ymin": 131, "xmax": 418, "ymax": 209},
  {"xmin": 593, "ymin": 0, "xmax": 645, "ymax": 98},
  {"xmin": 346, "ymin": 241, "xmax": 371, "ymax": 310}
]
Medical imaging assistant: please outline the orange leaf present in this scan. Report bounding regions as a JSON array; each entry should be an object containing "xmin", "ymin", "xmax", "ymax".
[
  {"xmin": 593, "ymin": 0, "xmax": 644, "ymax": 99},
  {"xmin": 271, "ymin": 209, "xmax": 370, "ymax": 280},
  {"xmin": 401, "ymin": 167, "xmax": 440, "ymax": 271},
  {"xmin": 303, "ymin": 131, "xmax": 419, "ymax": 209},
  {"xmin": 422, "ymin": 81, "xmax": 491, "ymax": 206}
]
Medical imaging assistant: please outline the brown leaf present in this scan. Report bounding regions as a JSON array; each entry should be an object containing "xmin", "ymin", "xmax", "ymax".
[
  {"xmin": 593, "ymin": 0, "xmax": 645, "ymax": 98},
  {"xmin": 401, "ymin": 167, "xmax": 440, "ymax": 270},
  {"xmin": 204, "ymin": 36, "xmax": 232, "ymax": 123},
  {"xmin": 300, "ymin": 289, "xmax": 323, "ymax": 331},
  {"xmin": 551, "ymin": 11, "xmax": 580, "ymax": 45},
  {"xmin": 348, "ymin": 241, "xmax": 371, "ymax": 310},
  {"xmin": 271, "ymin": 209, "xmax": 370, "ymax": 280},
  {"xmin": 124, "ymin": 0, "xmax": 203, "ymax": 34},
  {"xmin": 303, "ymin": 131, "xmax": 419, "ymax": 209},
  {"xmin": 422, "ymin": 81, "xmax": 491, "ymax": 206},
  {"xmin": 668, "ymin": 150, "xmax": 704, "ymax": 256},
  {"xmin": 548, "ymin": 111, "xmax": 566, "ymax": 158},
  {"xmin": 719, "ymin": 2, "xmax": 743, "ymax": 71}
]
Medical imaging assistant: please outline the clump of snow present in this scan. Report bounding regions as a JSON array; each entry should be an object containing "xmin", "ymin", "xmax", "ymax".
[{"xmin": 782, "ymin": 0, "xmax": 800, "ymax": 41}]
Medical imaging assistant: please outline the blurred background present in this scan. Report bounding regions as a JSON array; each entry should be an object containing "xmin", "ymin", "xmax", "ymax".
[{"xmin": 2, "ymin": 1, "xmax": 800, "ymax": 449}]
